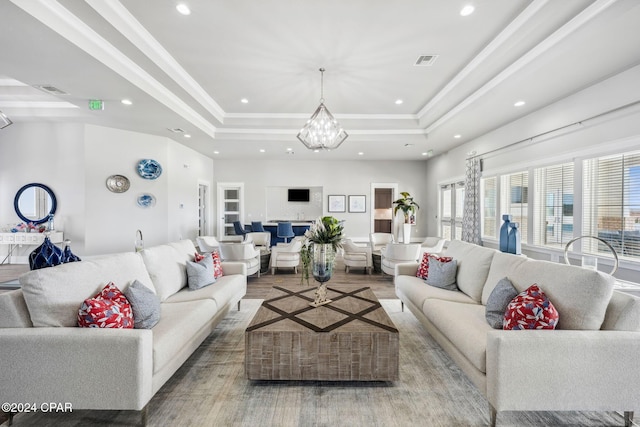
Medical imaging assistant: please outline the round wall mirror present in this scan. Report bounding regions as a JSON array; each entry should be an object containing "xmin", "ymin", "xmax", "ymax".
[{"xmin": 14, "ymin": 183, "xmax": 57, "ymax": 225}]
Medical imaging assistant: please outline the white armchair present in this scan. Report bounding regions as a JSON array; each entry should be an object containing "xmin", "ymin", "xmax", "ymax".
[
  {"xmin": 244, "ymin": 232, "xmax": 271, "ymax": 252},
  {"xmin": 342, "ymin": 239, "xmax": 372, "ymax": 274},
  {"xmin": 380, "ymin": 243, "xmax": 421, "ymax": 276},
  {"xmin": 196, "ymin": 235, "xmax": 220, "ymax": 253},
  {"xmin": 270, "ymin": 237, "xmax": 303, "ymax": 274},
  {"xmin": 420, "ymin": 236, "xmax": 446, "ymax": 254},
  {"xmin": 370, "ymin": 232, "xmax": 395, "ymax": 254},
  {"xmin": 219, "ymin": 243, "xmax": 261, "ymax": 277}
]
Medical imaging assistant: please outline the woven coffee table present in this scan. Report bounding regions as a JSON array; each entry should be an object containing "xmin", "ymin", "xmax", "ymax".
[{"xmin": 245, "ymin": 286, "xmax": 399, "ymax": 381}]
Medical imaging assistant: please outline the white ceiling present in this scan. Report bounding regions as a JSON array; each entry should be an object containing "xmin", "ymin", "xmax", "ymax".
[{"xmin": 1, "ymin": 0, "xmax": 639, "ymax": 160}]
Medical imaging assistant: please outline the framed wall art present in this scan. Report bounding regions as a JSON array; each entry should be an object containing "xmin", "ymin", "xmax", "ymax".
[
  {"xmin": 349, "ymin": 195, "xmax": 366, "ymax": 213},
  {"xmin": 328, "ymin": 195, "xmax": 346, "ymax": 213}
]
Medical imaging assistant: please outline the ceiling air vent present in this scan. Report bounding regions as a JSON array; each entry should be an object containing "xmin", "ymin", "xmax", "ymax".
[
  {"xmin": 414, "ymin": 55, "xmax": 438, "ymax": 66},
  {"xmin": 167, "ymin": 128, "xmax": 185, "ymax": 133},
  {"xmin": 34, "ymin": 85, "xmax": 68, "ymax": 95}
]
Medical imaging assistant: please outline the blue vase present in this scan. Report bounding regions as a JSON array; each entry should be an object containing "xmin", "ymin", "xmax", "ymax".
[
  {"xmin": 507, "ymin": 222, "xmax": 521, "ymax": 255},
  {"xmin": 29, "ymin": 236, "xmax": 63, "ymax": 270},
  {"xmin": 499, "ymin": 214, "xmax": 512, "ymax": 253},
  {"xmin": 61, "ymin": 239, "xmax": 81, "ymax": 263}
]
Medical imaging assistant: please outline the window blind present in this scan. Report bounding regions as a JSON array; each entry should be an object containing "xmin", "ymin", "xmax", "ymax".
[
  {"xmin": 481, "ymin": 176, "xmax": 497, "ymax": 239},
  {"xmin": 583, "ymin": 151, "xmax": 640, "ymax": 259},
  {"xmin": 501, "ymin": 172, "xmax": 528, "ymax": 244},
  {"xmin": 533, "ymin": 163, "xmax": 574, "ymax": 248}
]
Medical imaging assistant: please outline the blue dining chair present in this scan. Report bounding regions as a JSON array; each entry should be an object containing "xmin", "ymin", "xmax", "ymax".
[
  {"xmin": 233, "ymin": 221, "xmax": 247, "ymax": 237},
  {"xmin": 277, "ymin": 222, "xmax": 295, "ymax": 243},
  {"xmin": 251, "ymin": 221, "xmax": 266, "ymax": 232}
]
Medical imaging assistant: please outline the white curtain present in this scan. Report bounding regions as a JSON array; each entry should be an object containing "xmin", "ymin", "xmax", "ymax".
[{"xmin": 461, "ymin": 158, "xmax": 482, "ymax": 245}]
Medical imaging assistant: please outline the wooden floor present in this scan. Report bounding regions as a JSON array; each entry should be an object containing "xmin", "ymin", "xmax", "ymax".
[{"xmin": 245, "ymin": 260, "xmax": 397, "ymax": 300}]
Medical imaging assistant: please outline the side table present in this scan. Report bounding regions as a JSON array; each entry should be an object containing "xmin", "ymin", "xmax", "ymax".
[
  {"xmin": 372, "ymin": 251, "xmax": 381, "ymax": 273},
  {"xmin": 260, "ymin": 250, "xmax": 271, "ymax": 274}
]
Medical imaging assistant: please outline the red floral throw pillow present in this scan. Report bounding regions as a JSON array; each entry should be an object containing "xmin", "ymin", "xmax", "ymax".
[
  {"xmin": 194, "ymin": 251, "xmax": 224, "ymax": 279},
  {"xmin": 211, "ymin": 250, "xmax": 223, "ymax": 279},
  {"xmin": 503, "ymin": 284, "xmax": 559, "ymax": 330},
  {"xmin": 78, "ymin": 282, "xmax": 133, "ymax": 328},
  {"xmin": 416, "ymin": 252, "xmax": 453, "ymax": 280}
]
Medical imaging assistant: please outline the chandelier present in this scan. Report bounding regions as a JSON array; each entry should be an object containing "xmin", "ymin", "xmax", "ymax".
[{"xmin": 297, "ymin": 68, "xmax": 348, "ymax": 150}]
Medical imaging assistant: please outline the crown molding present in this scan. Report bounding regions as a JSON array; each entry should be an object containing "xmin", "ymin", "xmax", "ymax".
[
  {"xmin": 86, "ymin": 0, "xmax": 225, "ymax": 124},
  {"xmin": 9, "ymin": 0, "xmax": 218, "ymax": 138},
  {"xmin": 424, "ymin": 0, "xmax": 618, "ymax": 135}
]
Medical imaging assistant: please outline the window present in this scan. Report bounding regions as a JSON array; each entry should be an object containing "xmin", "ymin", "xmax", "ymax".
[
  {"xmin": 440, "ymin": 181, "xmax": 465, "ymax": 240},
  {"xmin": 481, "ymin": 176, "xmax": 497, "ymax": 239},
  {"xmin": 501, "ymin": 172, "xmax": 528, "ymax": 244},
  {"xmin": 583, "ymin": 151, "xmax": 640, "ymax": 260},
  {"xmin": 533, "ymin": 163, "xmax": 574, "ymax": 248}
]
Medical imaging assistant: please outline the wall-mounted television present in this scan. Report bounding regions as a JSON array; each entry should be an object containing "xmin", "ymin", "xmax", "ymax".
[{"xmin": 288, "ymin": 188, "xmax": 310, "ymax": 202}]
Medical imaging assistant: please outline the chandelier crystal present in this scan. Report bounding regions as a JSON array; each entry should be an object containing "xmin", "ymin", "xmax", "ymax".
[{"xmin": 297, "ymin": 68, "xmax": 348, "ymax": 150}]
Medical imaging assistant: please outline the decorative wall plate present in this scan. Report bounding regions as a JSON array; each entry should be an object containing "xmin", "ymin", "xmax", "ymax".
[
  {"xmin": 137, "ymin": 159, "xmax": 162, "ymax": 180},
  {"xmin": 136, "ymin": 193, "xmax": 156, "ymax": 208},
  {"xmin": 106, "ymin": 174, "xmax": 130, "ymax": 193}
]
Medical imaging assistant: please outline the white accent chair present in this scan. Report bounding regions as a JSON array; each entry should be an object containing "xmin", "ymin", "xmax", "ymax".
[
  {"xmin": 196, "ymin": 235, "xmax": 220, "ymax": 253},
  {"xmin": 420, "ymin": 236, "xmax": 446, "ymax": 255},
  {"xmin": 244, "ymin": 232, "xmax": 271, "ymax": 252},
  {"xmin": 270, "ymin": 236, "xmax": 303, "ymax": 274},
  {"xmin": 342, "ymin": 239, "xmax": 372, "ymax": 274},
  {"xmin": 380, "ymin": 243, "xmax": 421, "ymax": 276},
  {"xmin": 370, "ymin": 232, "xmax": 395, "ymax": 253},
  {"xmin": 219, "ymin": 243, "xmax": 261, "ymax": 277}
]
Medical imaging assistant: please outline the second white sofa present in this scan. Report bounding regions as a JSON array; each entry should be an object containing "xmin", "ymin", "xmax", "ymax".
[{"xmin": 395, "ymin": 240, "xmax": 640, "ymax": 426}]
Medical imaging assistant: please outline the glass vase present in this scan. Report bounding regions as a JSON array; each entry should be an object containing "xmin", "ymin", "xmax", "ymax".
[{"xmin": 310, "ymin": 243, "xmax": 335, "ymax": 307}]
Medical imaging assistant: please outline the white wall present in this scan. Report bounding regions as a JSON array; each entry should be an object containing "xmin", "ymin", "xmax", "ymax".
[
  {"xmin": 0, "ymin": 123, "xmax": 213, "ymax": 259},
  {"xmin": 0, "ymin": 122, "xmax": 85, "ymax": 259},
  {"xmin": 213, "ymin": 159, "xmax": 428, "ymax": 241}
]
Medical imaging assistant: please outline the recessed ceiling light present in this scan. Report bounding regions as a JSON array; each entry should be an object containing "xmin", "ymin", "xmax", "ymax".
[
  {"xmin": 176, "ymin": 3, "xmax": 191, "ymax": 15},
  {"xmin": 313, "ymin": 149, "xmax": 320, "ymax": 153},
  {"xmin": 358, "ymin": 152, "xmax": 364, "ymax": 156},
  {"xmin": 241, "ymin": 98, "xmax": 249, "ymax": 104},
  {"xmin": 183, "ymin": 134, "xmax": 191, "ymax": 138},
  {"xmin": 213, "ymin": 150, "xmax": 219, "ymax": 154},
  {"xmin": 422, "ymin": 150, "xmax": 434, "ymax": 157},
  {"xmin": 121, "ymin": 99, "xmax": 132, "ymax": 105},
  {"xmin": 514, "ymin": 100, "xmax": 526, "ymax": 107},
  {"xmin": 259, "ymin": 149, "xmax": 265, "ymax": 153},
  {"xmin": 395, "ymin": 99, "xmax": 403, "ymax": 105},
  {"xmin": 460, "ymin": 5, "xmax": 475, "ymax": 16},
  {"xmin": 454, "ymin": 134, "xmax": 461, "ymax": 139}
]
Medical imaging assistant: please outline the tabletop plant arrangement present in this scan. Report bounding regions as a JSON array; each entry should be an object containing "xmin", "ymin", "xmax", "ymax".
[{"xmin": 302, "ymin": 216, "xmax": 344, "ymax": 306}]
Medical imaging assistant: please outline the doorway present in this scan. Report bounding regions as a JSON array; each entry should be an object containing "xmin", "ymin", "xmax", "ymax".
[
  {"xmin": 370, "ymin": 183, "xmax": 398, "ymax": 238},
  {"xmin": 216, "ymin": 182, "xmax": 244, "ymax": 239}
]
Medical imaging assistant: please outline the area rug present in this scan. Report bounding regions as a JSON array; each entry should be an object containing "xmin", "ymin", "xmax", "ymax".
[{"xmin": 8, "ymin": 299, "xmax": 627, "ymax": 426}]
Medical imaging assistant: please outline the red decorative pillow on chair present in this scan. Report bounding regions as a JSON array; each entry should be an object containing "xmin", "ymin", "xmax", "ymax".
[
  {"xmin": 194, "ymin": 251, "xmax": 224, "ymax": 279},
  {"xmin": 77, "ymin": 283, "xmax": 133, "ymax": 328},
  {"xmin": 416, "ymin": 252, "xmax": 452, "ymax": 280},
  {"xmin": 503, "ymin": 284, "xmax": 559, "ymax": 330}
]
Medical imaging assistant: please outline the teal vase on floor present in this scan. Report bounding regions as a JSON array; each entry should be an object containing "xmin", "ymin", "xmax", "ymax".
[
  {"xmin": 499, "ymin": 214, "xmax": 511, "ymax": 253},
  {"xmin": 507, "ymin": 222, "xmax": 521, "ymax": 255}
]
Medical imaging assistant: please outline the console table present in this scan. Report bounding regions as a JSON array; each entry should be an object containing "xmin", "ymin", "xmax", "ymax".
[{"xmin": 0, "ymin": 231, "xmax": 64, "ymax": 264}]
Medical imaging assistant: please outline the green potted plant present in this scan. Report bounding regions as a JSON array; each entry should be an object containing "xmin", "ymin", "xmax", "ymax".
[
  {"xmin": 393, "ymin": 192, "xmax": 419, "ymax": 224},
  {"xmin": 393, "ymin": 192, "xmax": 419, "ymax": 243}
]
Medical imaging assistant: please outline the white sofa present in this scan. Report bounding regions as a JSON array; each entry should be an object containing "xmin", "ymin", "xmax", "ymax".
[
  {"xmin": 395, "ymin": 240, "xmax": 640, "ymax": 427},
  {"xmin": 0, "ymin": 240, "xmax": 247, "ymax": 425}
]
